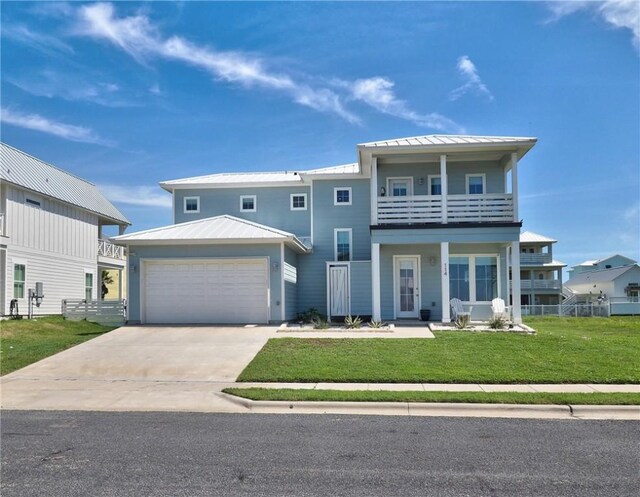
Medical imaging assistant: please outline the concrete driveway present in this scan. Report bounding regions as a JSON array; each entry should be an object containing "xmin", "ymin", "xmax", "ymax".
[{"xmin": 0, "ymin": 326, "xmax": 276, "ymax": 413}]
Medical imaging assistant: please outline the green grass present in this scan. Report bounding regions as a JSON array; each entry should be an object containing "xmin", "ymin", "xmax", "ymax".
[
  {"xmin": 1, "ymin": 316, "xmax": 115, "ymax": 375},
  {"xmin": 237, "ymin": 317, "xmax": 640, "ymax": 384},
  {"xmin": 224, "ymin": 388, "xmax": 640, "ymax": 405}
]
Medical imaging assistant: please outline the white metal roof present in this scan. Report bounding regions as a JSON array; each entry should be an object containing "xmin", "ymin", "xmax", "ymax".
[
  {"xmin": 0, "ymin": 143, "xmax": 130, "ymax": 225},
  {"xmin": 113, "ymin": 215, "xmax": 310, "ymax": 252},
  {"xmin": 574, "ymin": 254, "xmax": 637, "ymax": 267},
  {"xmin": 520, "ymin": 231, "xmax": 557, "ymax": 243},
  {"xmin": 160, "ymin": 171, "xmax": 303, "ymax": 189},
  {"xmin": 566, "ymin": 264, "xmax": 639, "ymax": 285},
  {"xmin": 304, "ymin": 163, "xmax": 360, "ymax": 175},
  {"xmin": 359, "ymin": 134, "xmax": 537, "ymax": 148}
]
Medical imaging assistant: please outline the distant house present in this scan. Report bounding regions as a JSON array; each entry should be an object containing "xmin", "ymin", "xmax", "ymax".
[
  {"xmin": 567, "ymin": 254, "xmax": 636, "ymax": 277},
  {"xmin": 114, "ymin": 134, "xmax": 538, "ymax": 325},
  {"xmin": 565, "ymin": 262, "xmax": 640, "ymax": 304},
  {"xmin": 511, "ymin": 231, "xmax": 566, "ymax": 306},
  {"xmin": 0, "ymin": 143, "xmax": 130, "ymax": 316}
]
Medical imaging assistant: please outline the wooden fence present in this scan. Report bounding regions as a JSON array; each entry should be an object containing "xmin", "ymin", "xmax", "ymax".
[{"xmin": 62, "ymin": 299, "xmax": 126, "ymax": 325}]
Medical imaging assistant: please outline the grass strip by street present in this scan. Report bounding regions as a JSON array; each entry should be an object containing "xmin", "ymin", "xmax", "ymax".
[
  {"xmin": 1, "ymin": 316, "xmax": 116, "ymax": 375},
  {"xmin": 223, "ymin": 388, "xmax": 640, "ymax": 406},
  {"xmin": 237, "ymin": 317, "xmax": 640, "ymax": 384}
]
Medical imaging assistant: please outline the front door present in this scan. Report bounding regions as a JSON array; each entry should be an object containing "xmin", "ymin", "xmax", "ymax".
[
  {"xmin": 388, "ymin": 178, "xmax": 413, "ymax": 197},
  {"xmin": 395, "ymin": 256, "xmax": 420, "ymax": 318},
  {"xmin": 329, "ymin": 264, "xmax": 349, "ymax": 319}
]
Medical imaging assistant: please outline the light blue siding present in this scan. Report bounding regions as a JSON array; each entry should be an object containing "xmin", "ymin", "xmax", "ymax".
[
  {"xmin": 377, "ymin": 160, "xmax": 505, "ymax": 195},
  {"xmin": 372, "ymin": 225, "xmax": 520, "ymax": 245},
  {"xmin": 297, "ymin": 178, "xmax": 371, "ymax": 314},
  {"xmin": 174, "ymin": 186, "xmax": 311, "ymax": 237},
  {"xmin": 284, "ymin": 246, "xmax": 298, "ymax": 320},
  {"xmin": 127, "ymin": 243, "xmax": 283, "ymax": 323},
  {"xmin": 350, "ymin": 261, "xmax": 372, "ymax": 316}
]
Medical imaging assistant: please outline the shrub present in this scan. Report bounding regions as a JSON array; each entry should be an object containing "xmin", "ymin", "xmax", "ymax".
[
  {"xmin": 344, "ymin": 315, "xmax": 363, "ymax": 329},
  {"xmin": 311, "ymin": 317, "xmax": 331, "ymax": 329},
  {"xmin": 454, "ymin": 314, "xmax": 471, "ymax": 329},
  {"xmin": 296, "ymin": 308, "xmax": 326, "ymax": 323},
  {"xmin": 488, "ymin": 315, "xmax": 508, "ymax": 330},
  {"xmin": 368, "ymin": 320, "xmax": 386, "ymax": 329}
]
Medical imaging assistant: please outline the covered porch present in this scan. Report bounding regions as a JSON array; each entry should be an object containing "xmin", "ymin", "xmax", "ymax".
[{"xmin": 370, "ymin": 226, "xmax": 523, "ymax": 324}]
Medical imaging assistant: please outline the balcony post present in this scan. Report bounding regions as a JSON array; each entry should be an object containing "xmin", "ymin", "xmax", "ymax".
[
  {"xmin": 371, "ymin": 243, "xmax": 381, "ymax": 321},
  {"xmin": 441, "ymin": 242, "xmax": 450, "ymax": 322},
  {"xmin": 440, "ymin": 154, "xmax": 448, "ymax": 223},
  {"xmin": 511, "ymin": 152, "xmax": 519, "ymax": 222},
  {"xmin": 511, "ymin": 241, "xmax": 522, "ymax": 323},
  {"xmin": 370, "ymin": 156, "xmax": 378, "ymax": 225}
]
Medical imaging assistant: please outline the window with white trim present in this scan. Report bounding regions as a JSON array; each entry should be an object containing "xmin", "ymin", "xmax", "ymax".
[
  {"xmin": 466, "ymin": 174, "xmax": 485, "ymax": 194},
  {"xmin": 183, "ymin": 196, "xmax": 200, "ymax": 213},
  {"xmin": 449, "ymin": 255, "xmax": 498, "ymax": 302},
  {"xmin": 334, "ymin": 187, "xmax": 352, "ymax": 206},
  {"xmin": 85, "ymin": 272, "xmax": 93, "ymax": 300},
  {"xmin": 335, "ymin": 229, "xmax": 352, "ymax": 261},
  {"xmin": 428, "ymin": 176, "xmax": 442, "ymax": 195},
  {"xmin": 240, "ymin": 195, "xmax": 257, "ymax": 212},
  {"xmin": 290, "ymin": 193, "xmax": 307, "ymax": 211},
  {"xmin": 13, "ymin": 264, "xmax": 26, "ymax": 299}
]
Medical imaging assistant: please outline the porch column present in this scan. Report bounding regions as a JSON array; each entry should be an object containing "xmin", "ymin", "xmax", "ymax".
[
  {"xmin": 511, "ymin": 241, "xmax": 522, "ymax": 323},
  {"xmin": 440, "ymin": 154, "xmax": 448, "ymax": 223},
  {"xmin": 441, "ymin": 242, "xmax": 450, "ymax": 322},
  {"xmin": 118, "ymin": 269, "xmax": 123, "ymax": 301},
  {"xmin": 511, "ymin": 152, "xmax": 519, "ymax": 222},
  {"xmin": 370, "ymin": 156, "xmax": 378, "ymax": 225},
  {"xmin": 371, "ymin": 243, "xmax": 381, "ymax": 321},
  {"xmin": 505, "ymin": 245, "xmax": 511, "ymax": 305}
]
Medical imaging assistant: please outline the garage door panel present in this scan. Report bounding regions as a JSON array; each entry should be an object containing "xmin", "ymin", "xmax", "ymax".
[{"xmin": 143, "ymin": 259, "xmax": 269, "ymax": 324}]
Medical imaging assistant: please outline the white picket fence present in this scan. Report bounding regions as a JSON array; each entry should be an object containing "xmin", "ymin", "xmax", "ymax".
[{"xmin": 62, "ymin": 299, "xmax": 126, "ymax": 325}]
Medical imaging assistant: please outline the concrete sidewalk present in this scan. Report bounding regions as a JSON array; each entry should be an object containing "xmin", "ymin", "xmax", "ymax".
[{"xmin": 231, "ymin": 382, "xmax": 640, "ymax": 393}]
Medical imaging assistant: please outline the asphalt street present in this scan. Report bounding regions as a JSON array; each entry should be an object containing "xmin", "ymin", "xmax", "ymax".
[{"xmin": 1, "ymin": 410, "xmax": 638, "ymax": 497}]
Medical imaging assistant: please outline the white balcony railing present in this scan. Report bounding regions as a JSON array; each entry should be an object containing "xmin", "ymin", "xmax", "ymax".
[
  {"xmin": 520, "ymin": 253, "xmax": 552, "ymax": 265},
  {"xmin": 377, "ymin": 194, "xmax": 514, "ymax": 224},
  {"xmin": 520, "ymin": 279, "xmax": 562, "ymax": 290},
  {"xmin": 98, "ymin": 239, "xmax": 126, "ymax": 260}
]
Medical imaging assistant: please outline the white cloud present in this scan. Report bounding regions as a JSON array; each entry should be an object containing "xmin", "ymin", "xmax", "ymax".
[
  {"xmin": 350, "ymin": 77, "xmax": 464, "ymax": 132},
  {"xmin": 0, "ymin": 108, "xmax": 112, "ymax": 146},
  {"xmin": 449, "ymin": 56, "xmax": 494, "ymax": 102},
  {"xmin": 75, "ymin": 3, "xmax": 358, "ymax": 123},
  {"xmin": 98, "ymin": 184, "xmax": 172, "ymax": 208},
  {"xmin": 149, "ymin": 83, "xmax": 162, "ymax": 95},
  {"xmin": 1, "ymin": 24, "xmax": 74, "ymax": 54},
  {"xmin": 7, "ymin": 71, "xmax": 130, "ymax": 107},
  {"xmin": 546, "ymin": 1, "xmax": 640, "ymax": 51}
]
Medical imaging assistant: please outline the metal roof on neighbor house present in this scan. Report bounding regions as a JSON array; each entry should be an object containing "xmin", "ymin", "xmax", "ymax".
[
  {"xmin": 565, "ymin": 264, "xmax": 640, "ymax": 285},
  {"xmin": 0, "ymin": 143, "xmax": 130, "ymax": 225},
  {"xmin": 520, "ymin": 231, "xmax": 557, "ymax": 243},
  {"xmin": 359, "ymin": 134, "xmax": 538, "ymax": 149},
  {"xmin": 160, "ymin": 171, "xmax": 304, "ymax": 189},
  {"xmin": 303, "ymin": 163, "xmax": 360, "ymax": 175},
  {"xmin": 113, "ymin": 214, "xmax": 310, "ymax": 252}
]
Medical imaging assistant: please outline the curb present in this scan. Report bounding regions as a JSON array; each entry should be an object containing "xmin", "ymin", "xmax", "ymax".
[{"xmin": 225, "ymin": 395, "xmax": 640, "ymax": 420}]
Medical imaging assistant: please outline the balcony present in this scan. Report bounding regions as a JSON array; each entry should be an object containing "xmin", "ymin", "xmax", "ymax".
[
  {"xmin": 376, "ymin": 194, "xmax": 514, "ymax": 225},
  {"xmin": 520, "ymin": 253, "xmax": 552, "ymax": 265},
  {"xmin": 520, "ymin": 279, "xmax": 562, "ymax": 290},
  {"xmin": 98, "ymin": 238, "xmax": 126, "ymax": 265}
]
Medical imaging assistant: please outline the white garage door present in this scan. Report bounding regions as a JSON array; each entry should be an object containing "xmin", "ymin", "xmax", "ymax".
[{"xmin": 143, "ymin": 259, "xmax": 269, "ymax": 324}]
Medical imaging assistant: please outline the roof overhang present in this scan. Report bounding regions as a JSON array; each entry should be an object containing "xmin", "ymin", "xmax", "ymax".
[{"xmin": 114, "ymin": 236, "xmax": 311, "ymax": 253}]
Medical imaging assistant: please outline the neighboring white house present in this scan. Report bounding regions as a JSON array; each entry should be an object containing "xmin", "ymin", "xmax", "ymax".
[
  {"xmin": 0, "ymin": 143, "xmax": 130, "ymax": 316},
  {"xmin": 567, "ymin": 254, "xmax": 636, "ymax": 277}
]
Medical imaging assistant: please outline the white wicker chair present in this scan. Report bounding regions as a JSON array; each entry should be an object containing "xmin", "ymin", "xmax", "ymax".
[
  {"xmin": 491, "ymin": 298, "xmax": 510, "ymax": 320},
  {"xmin": 450, "ymin": 298, "xmax": 472, "ymax": 322}
]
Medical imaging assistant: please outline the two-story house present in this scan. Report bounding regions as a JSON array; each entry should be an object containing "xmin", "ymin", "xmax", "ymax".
[
  {"xmin": 114, "ymin": 134, "xmax": 537, "ymax": 325},
  {"xmin": 512, "ymin": 231, "xmax": 565, "ymax": 306},
  {"xmin": 0, "ymin": 143, "xmax": 130, "ymax": 316},
  {"xmin": 567, "ymin": 254, "xmax": 637, "ymax": 277}
]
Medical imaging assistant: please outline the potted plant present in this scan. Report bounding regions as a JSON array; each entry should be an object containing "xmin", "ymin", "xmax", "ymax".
[{"xmin": 420, "ymin": 309, "xmax": 431, "ymax": 321}]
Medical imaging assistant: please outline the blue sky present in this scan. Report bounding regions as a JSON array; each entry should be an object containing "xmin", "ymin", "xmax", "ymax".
[{"xmin": 2, "ymin": 1, "xmax": 639, "ymax": 271}]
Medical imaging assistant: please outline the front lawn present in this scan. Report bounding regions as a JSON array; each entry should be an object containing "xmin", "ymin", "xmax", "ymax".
[
  {"xmin": 223, "ymin": 388, "xmax": 640, "ymax": 405},
  {"xmin": 237, "ymin": 317, "xmax": 640, "ymax": 384},
  {"xmin": 1, "ymin": 316, "xmax": 116, "ymax": 375}
]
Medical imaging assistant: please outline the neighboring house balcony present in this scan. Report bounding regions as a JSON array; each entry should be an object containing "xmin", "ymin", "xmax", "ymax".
[
  {"xmin": 376, "ymin": 194, "xmax": 514, "ymax": 224},
  {"xmin": 519, "ymin": 279, "xmax": 562, "ymax": 290},
  {"xmin": 98, "ymin": 238, "xmax": 127, "ymax": 267},
  {"xmin": 519, "ymin": 253, "xmax": 552, "ymax": 265}
]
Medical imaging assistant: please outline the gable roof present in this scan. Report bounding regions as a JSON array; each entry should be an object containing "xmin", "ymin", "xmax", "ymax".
[
  {"xmin": 520, "ymin": 231, "xmax": 557, "ymax": 243},
  {"xmin": 573, "ymin": 254, "xmax": 637, "ymax": 268},
  {"xmin": 565, "ymin": 264, "xmax": 640, "ymax": 286},
  {"xmin": 303, "ymin": 163, "xmax": 360, "ymax": 175},
  {"xmin": 113, "ymin": 215, "xmax": 310, "ymax": 253},
  {"xmin": 0, "ymin": 143, "xmax": 130, "ymax": 225},
  {"xmin": 359, "ymin": 134, "xmax": 537, "ymax": 149}
]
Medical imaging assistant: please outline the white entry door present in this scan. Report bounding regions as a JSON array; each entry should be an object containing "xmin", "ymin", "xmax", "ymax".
[
  {"xmin": 328, "ymin": 264, "xmax": 350, "ymax": 318},
  {"xmin": 395, "ymin": 256, "xmax": 420, "ymax": 318},
  {"xmin": 388, "ymin": 178, "xmax": 413, "ymax": 197}
]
